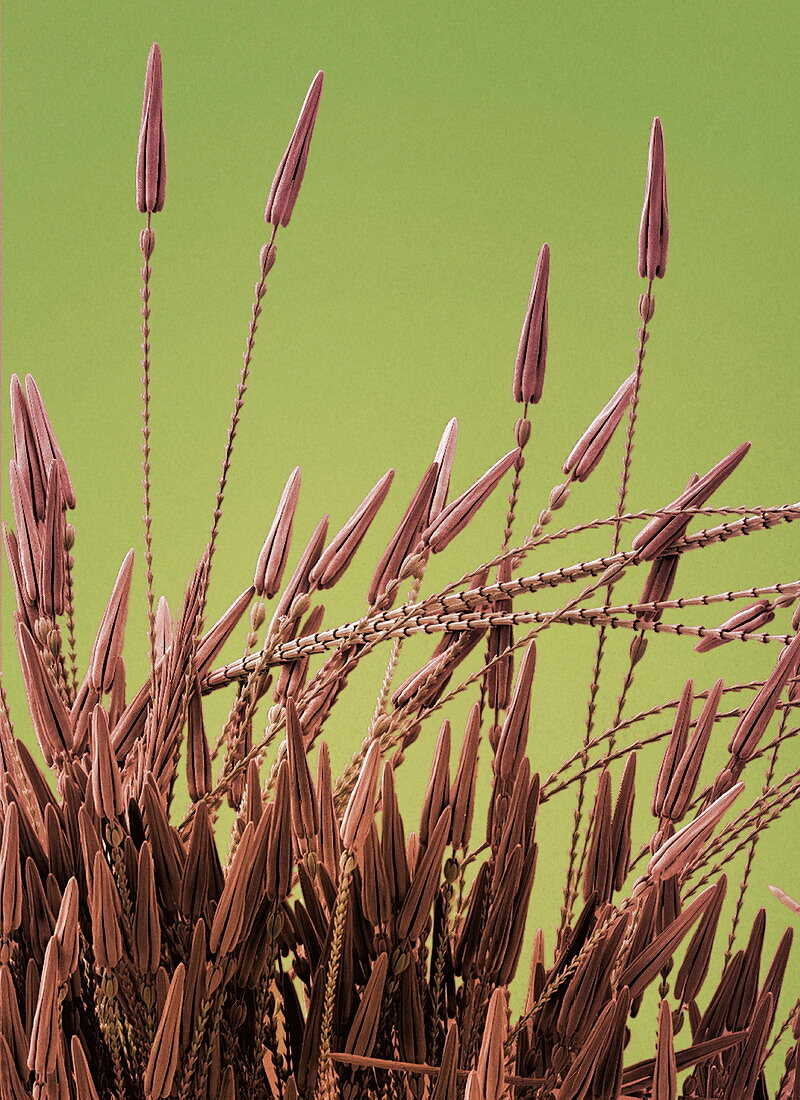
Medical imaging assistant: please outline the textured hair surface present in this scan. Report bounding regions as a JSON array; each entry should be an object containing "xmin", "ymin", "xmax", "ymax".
[{"xmin": 1, "ymin": 44, "xmax": 798, "ymax": 1100}]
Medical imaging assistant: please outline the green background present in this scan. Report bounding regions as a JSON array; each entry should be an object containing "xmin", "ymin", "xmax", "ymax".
[{"xmin": 3, "ymin": 0, "xmax": 799, "ymax": 1066}]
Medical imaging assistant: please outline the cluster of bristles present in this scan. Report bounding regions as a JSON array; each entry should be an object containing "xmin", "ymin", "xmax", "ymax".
[{"xmin": 1, "ymin": 40, "xmax": 799, "ymax": 1100}]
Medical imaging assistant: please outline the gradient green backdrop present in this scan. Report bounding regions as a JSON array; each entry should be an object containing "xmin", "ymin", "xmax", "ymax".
[{"xmin": 3, "ymin": 0, "xmax": 799, "ymax": 1064}]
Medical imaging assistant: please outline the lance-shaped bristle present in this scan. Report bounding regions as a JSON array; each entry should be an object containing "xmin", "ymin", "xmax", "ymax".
[
  {"xmin": 134, "ymin": 842, "xmax": 161, "ymax": 974},
  {"xmin": 90, "ymin": 852, "xmax": 123, "ymax": 969},
  {"xmin": 498, "ymin": 869, "xmax": 538, "ymax": 989},
  {"xmin": 186, "ymin": 677, "xmax": 211, "ymax": 801},
  {"xmin": 513, "ymin": 243, "xmax": 550, "ymax": 405},
  {"xmin": 611, "ymin": 754, "xmax": 637, "ymax": 891},
  {"xmin": 428, "ymin": 417, "xmax": 459, "ymax": 523},
  {"xmin": 486, "ymin": 868, "xmax": 530, "ymax": 986},
  {"xmin": 136, "ymin": 44, "xmax": 167, "ymax": 214},
  {"xmin": 597, "ymin": 987, "xmax": 631, "ymax": 1099},
  {"xmin": 0, "ymin": 802, "xmax": 23, "ymax": 936},
  {"xmin": 477, "ymin": 988, "xmax": 508, "ymax": 1100},
  {"xmin": 254, "ymin": 467, "xmax": 301, "ymax": 597},
  {"xmin": 219, "ymin": 1066, "xmax": 237, "ymax": 1100},
  {"xmin": 652, "ymin": 678, "xmax": 694, "ymax": 818},
  {"xmin": 0, "ymin": 1038, "xmax": 25, "ymax": 1100},
  {"xmin": 180, "ymin": 803, "xmax": 223, "ymax": 924},
  {"xmin": 392, "ymin": 626, "xmax": 486, "ymax": 713},
  {"xmin": 16, "ymin": 622, "xmax": 72, "ymax": 761},
  {"xmin": 341, "ymin": 741, "xmax": 381, "ymax": 853},
  {"xmin": 647, "ymin": 783, "xmax": 743, "ymax": 881},
  {"xmin": 264, "ymin": 71, "xmax": 324, "ymax": 227},
  {"xmin": 675, "ymin": 875, "xmax": 727, "ymax": 1006},
  {"xmin": 659, "ymin": 678, "xmax": 723, "ymax": 823},
  {"xmin": 144, "ymin": 964, "xmax": 185, "ymax": 1099},
  {"xmin": 243, "ymin": 758, "xmax": 262, "ymax": 825},
  {"xmin": 584, "ymin": 769, "xmax": 613, "ymax": 904},
  {"xmin": 637, "ymin": 552, "xmax": 679, "ymax": 626},
  {"xmin": 310, "ymin": 469, "xmax": 394, "ymax": 589},
  {"xmin": 423, "ymin": 449, "xmax": 519, "ymax": 554},
  {"xmin": 182, "ymin": 921, "xmax": 209, "ymax": 1049},
  {"xmin": 721, "ymin": 991, "xmax": 773, "ymax": 1100},
  {"xmin": 727, "ymin": 908, "xmax": 766, "ymax": 1031},
  {"xmin": 72, "ymin": 683, "xmax": 99, "ymax": 756},
  {"xmin": 768, "ymin": 884, "xmax": 800, "ymax": 915},
  {"xmin": 494, "ymin": 640, "xmax": 537, "ymax": 784},
  {"xmin": 344, "ymin": 952, "xmax": 389, "ymax": 1057},
  {"xmin": 210, "ymin": 822, "xmax": 255, "ymax": 956},
  {"xmin": 619, "ymin": 883, "xmax": 717, "ymax": 1000},
  {"xmin": 696, "ymin": 599, "xmax": 776, "ymax": 653},
  {"xmin": 465, "ymin": 1071, "xmax": 484, "ymax": 1100},
  {"xmin": 491, "ymin": 762, "xmax": 531, "ymax": 890},
  {"xmin": 4, "ymin": 526, "xmax": 34, "ymax": 631},
  {"xmin": 408, "ymin": 832, "xmax": 422, "ymax": 876},
  {"xmin": 38, "ymin": 463, "xmax": 66, "ymax": 618},
  {"xmin": 761, "ymin": 927, "xmax": 794, "ymax": 1026},
  {"xmin": 431, "ymin": 1020, "xmax": 460, "ymax": 1100},
  {"xmin": 563, "ymin": 373, "xmax": 636, "ymax": 482},
  {"xmin": 90, "ymin": 707, "xmax": 124, "ymax": 820},
  {"xmin": 8, "ymin": 458, "xmax": 41, "ymax": 604},
  {"xmin": 27, "ymin": 939, "xmax": 60, "ymax": 1080},
  {"xmin": 368, "ymin": 461, "xmax": 438, "ymax": 604},
  {"xmin": 273, "ymin": 515, "xmax": 328, "ymax": 621},
  {"xmin": 52, "ymin": 878, "xmax": 79, "ymax": 985},
  {"xmin": 316, "ymin": 742, "xmax": 341, "ymax": 874},
  {"xmin": 10, "ymin": 374, "xmax": 46, "ymax": 523},
  {"xmin": 239, "ymin": 807, "xmax": 272, "ymax": 947},
  {"xmin": 557, "ymin": 995, "xmax": 620, "ymax": 1100},
  {"xmin": 652, "ymin": 999, "xmax": 677, "ymax": 1100},
  {"xmin": 70, "ymin": 1037, "xmax": 101, "ymax": 1100},
  {"xmin": 361, "ymin": 823, "xmax": 392, "ymax": 927},
  {"xmin": 266, "ymin": 764, "xmax": 293, "ymax": 902},
  {"xmin": 728, "ymin": 631, "xmax": 800, "ymax": 763},
  {"xmin": 695, "ymin": 937, "xmax": 740, "ymax": 1033},
  {"xmin": 638, "ymin": 117, "xmax": 668, "ymax": 279},
  {"xmin": 25, "ymin": 375, "xmax": 75, "ymax": 509},
  {"xmin": 88, "ymin": 550, "xmax": 135, "ymax": 694},
  {"xmin": 276, "ymin": 602, "xmax": 324, "ymax": 703},
  {"xmin": 486, "ymin": 564, "xmax": 515, "ymax": 712},
  {"xmin": 396, "ymin": 808, "xmax": 451, "ymax": 942},
  {"xmin": 196, "ymin": 586, "xmax": 255, "ymax": 675},
  {"xmin": 285, "ymin": 699, "xmax": 318, "ymax": 842},
  {"xmin": 450, "ymin": 702, "xmax": 481, "ymax": 851},
  {"xmin": 396, "ymin": 958, "xmax": 425, "ymax": 1064},
  {"xmin": 154, "ymin": 596, "xmax": 173, "ymax": 658},
  {"xmin": 557, "ymin": 911, "xmax": 629, "ymax": 1042},
  {"xmin": 419, "ymin": 719, "xmax": 450, "ymax": 846},
  {"xmin": 380, "ymin": 763, "xmax": 408, "ymax": 906},
  {"xmin": 632, "ymin": 442, "xmax": 751, "ymax": 561},
  {"xmin": 77, "ymin": 806, "xmax": 103, "ymax": 896},
  {"xmin": 454, "ymin": 860, "xmax": 488, "ymax": 975}
]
